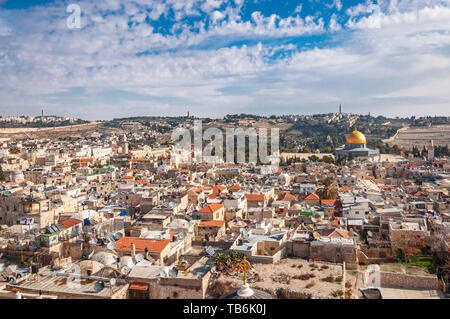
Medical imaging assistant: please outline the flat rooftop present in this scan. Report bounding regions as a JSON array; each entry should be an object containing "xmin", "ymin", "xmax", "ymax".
[{"xmin": 8, "ymin": 268, "xmax": 128, "ymax": 298}]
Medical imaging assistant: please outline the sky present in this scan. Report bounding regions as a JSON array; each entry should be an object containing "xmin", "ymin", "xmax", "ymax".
[{"xmin": 0, "ymin": 0, "xmax": 450, "ymax": 120}]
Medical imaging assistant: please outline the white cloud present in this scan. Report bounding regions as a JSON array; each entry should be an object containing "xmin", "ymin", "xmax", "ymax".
[{"xmin": 0, "ymin": 0, "xmax": 449, "ymax": 118}]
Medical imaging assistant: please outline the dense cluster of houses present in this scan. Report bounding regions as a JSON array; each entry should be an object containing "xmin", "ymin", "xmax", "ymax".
[{"xmin": 0, "ymin": 131, "xmax": 449, "ymax": 299}]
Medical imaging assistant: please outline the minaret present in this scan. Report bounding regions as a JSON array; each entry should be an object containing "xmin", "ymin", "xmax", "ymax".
[
  {"xmin": 339, "ymin": 104, "xmax": 342, "ymax": 114},
  {"xmin": 41, "ymin": 109, "xmax": 45, "ymax": 121},
  {"xmin": 428, "ymin": 140, "xmax": 435, "ymax": 161},
  {"xmin": 121, "ymin": 134, "xmax": 129, "ymax": 154}
]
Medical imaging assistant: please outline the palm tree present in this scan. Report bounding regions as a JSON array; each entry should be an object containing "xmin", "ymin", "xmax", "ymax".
[
  {"xmin": 214, "ymin": 253, "xmax": 231, "ymax": 270},
  {"xmin": 316, "ymin": 178, "xmax": 338, "ymax": 200}
]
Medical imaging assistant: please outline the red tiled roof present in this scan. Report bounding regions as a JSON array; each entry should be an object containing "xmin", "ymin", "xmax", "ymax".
[
  {"xmin": 321, "ymin": 199, "xmax": 337, "ymax": 206},
  {"xmin": 212, "ymin": 185, "xmax": 227, "ymax": 193},
  {"xmin": 198, "ymin": 203, "xmax": 224, "ymax": 214},
  {"xmin": 229, "ymin": 184, "xmax": 241, "ymax": 191},
  {"xmin": 116, "ymin": 237, "xmax": 170, "ymax": 253},
  {"xmin": 128, "ymin": 158, "xmax": 152, "ymax": 162},
  {"xmin": 129, "ymin": 283, "xmax": 148, "ymax": 291},
  {"xmin": 278, "ymin": 193, "xmax": 295, "ymax": 201},
  {"xmin": 339, "ymin": 187, "xmax": 353, "ymax": 192},
  {"xmin": 59, "ymin": 218, "xmax": 82, "ymax": 229},
  {"xmin": 123, "ymin": 169, "xmax": 141, "ymax": 173},
  {"xmin": 305, "ymin": 193, "xmax": 320, "ymax": 200},
  {"xmin": 246, "ymin": 194, "xmax": 265, "ymax": 201},
  {"xmin": 134, "ymin": 180, "xmax": 149, "ymax": 185},
  {"xmin": 199, "ymin": 220, "xmax": 225, "ymax": 228}
]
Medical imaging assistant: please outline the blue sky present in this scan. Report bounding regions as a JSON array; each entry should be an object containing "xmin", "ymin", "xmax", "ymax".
[{"xmin": 0, "ymin": 0, "xmax": 450, "ymax": 120}]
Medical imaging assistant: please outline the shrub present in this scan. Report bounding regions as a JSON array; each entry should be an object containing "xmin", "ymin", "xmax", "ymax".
[
  {"xmin": 345, "ymin": 281, "xmax": 352, "ymax": 289},
  {"xmin": 293, "ymin": 273, "xmax": 315, "ymax": 280},
  {"xmin": 305, "ymin": 281, "xmax": 316, "ymax": 289},
  {"xmin": 320, "ymin": 265, "xmax": 329, "ymax": 270},
  {"xmin": 331, "ymin": 290, "xmax": 344, "ymax": 298},
  {"xmin": 229, "ymin": 251, "xmax": 245, "ymax": 263},
  {"xmin": 321, "ymin": 275, "xmax": 335, "ymax": 282},
  {"xmin": 335, "ymin": 276, "xmax": 343, "ymax": 283},
  {"xmin": 345, "ymin": 289, "xmax": 352, "ymax": 299}
]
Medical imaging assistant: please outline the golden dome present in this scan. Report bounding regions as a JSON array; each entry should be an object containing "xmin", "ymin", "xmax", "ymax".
[{"xmin": 346, "ymin": 130, "xmax": 366, "ymax": 144}]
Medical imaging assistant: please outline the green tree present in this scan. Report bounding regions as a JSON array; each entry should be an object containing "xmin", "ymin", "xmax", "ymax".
[
  {"xmin": 0, "ymin": 165, "xmax": 5, "ymax": 182},
  {"xmin": 214, "ymin": 253, "xmax": 231, "ymax": 267},
  {"xmin": 316, "ymin": 178, "xmax": 338, "ymax": 200},
  {"xmin": 9, "ymin": 146, "xmax": 20, "ymax": 154},
  {"xmin": 396, "ymin": 248, "xmax": 407, "ymax": 263},
  {"xmin": 229, "ymin": 251, "xmax": 245, "ymax": 264}
]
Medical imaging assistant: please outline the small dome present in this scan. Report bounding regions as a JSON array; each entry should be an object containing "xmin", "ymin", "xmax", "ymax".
[
  {"xmin": 118, "ymin": 256, "xmax": 136, "ymax": 270},
  {"xmin": 92, "ymin": 251, "xmax": 118, "ymax": 266},
  {"xmin": 346, "ymin": 130, "xmax": 366, "ymax": 144}
]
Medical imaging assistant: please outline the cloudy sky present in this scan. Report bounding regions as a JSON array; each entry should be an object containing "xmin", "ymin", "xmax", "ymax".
[{"xmin": 0, "ymin": 0, "xmax": 449, "ymax": 120}]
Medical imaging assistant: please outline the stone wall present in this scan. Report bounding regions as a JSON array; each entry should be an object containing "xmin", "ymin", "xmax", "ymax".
[
  {"xmin": 286, "ymin": 241, "xmax": 310, "ymax": 258},
  {"xmin": 192, "ymin": 240, "xmax": 234, "ymax": 250},
  {"xmin": 248, "ymin": 247, "xmax": 285, "ymax": 264},
  {"xmin": 63, "ymin": 242, "xmax": 83, "ymax": 260},
  {"xmin": 364, "ymin": 271, "xmax": 439, "ymax": 290},
  {"xmin": 380, "ymin": 271, "xmax": 438, "ymax": 290}
]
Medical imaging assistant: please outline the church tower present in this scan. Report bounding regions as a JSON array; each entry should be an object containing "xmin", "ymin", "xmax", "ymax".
[
  {"xmin": 428, "ymin": 140, "xmax": 435, "ymax": 161},
  {"xmin": 121, "ymin": 134, "xmax": 129, "ymax": 155}
]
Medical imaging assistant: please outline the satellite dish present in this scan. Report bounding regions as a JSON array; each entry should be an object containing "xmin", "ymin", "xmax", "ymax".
[
  {"xmin": 159, "ymin": 268, "xmax": 170, "ymax": 278},
  {"xmin": 106, "ymin": 242, "xmax": 116, "ymax": 251},
  {"xmin": 134, "ymin": 253, "xmax": 144, "ymax": 263},
  {"xmin": 87, "ymin": 250, "xmax": 95, "ymax": 260},
  {"xmin": 94, "ymin": 280, "xmax": 105, "ymax": 292},
  {"xmin": 107, "ymin": 233, "xmax": 116, "ymax": 242},
  {"xmin": 110, "ymin": 278, "xmax": 117, "ymax": 286},
  {"xmin": 113, "ymin": 232, "xmax": 123, "ymax": 241},
  {"xmin": 168, "ymin": 267, "xmax": 178, "ymax": 278},
  {"xmin": 120, "ymin": 265, "xmax": 131, "ymax": 275}
]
